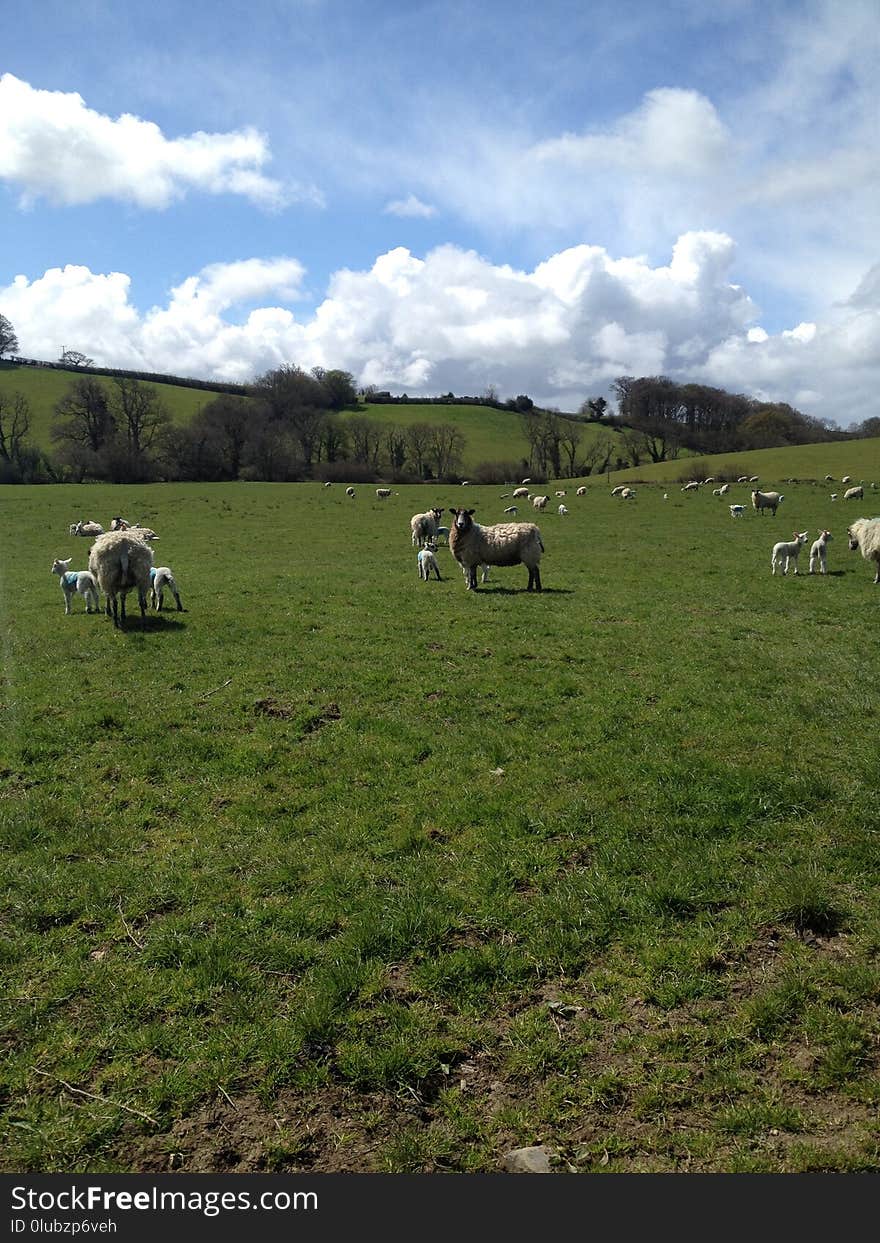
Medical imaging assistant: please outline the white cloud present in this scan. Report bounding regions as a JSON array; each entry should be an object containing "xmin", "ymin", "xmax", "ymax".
[
  {"xmin": 383, "ymin": 194, "xmax": 437, "ymax": 218},
  {"xmin": 0, "ymin": 73, "xmax": 317, "ymax": 209},
  {"xmin": 3, "ymin": 237, "xmax": 878, "ymax": 423}
]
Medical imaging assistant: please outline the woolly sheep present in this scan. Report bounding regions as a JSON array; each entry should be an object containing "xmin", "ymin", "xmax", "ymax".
[
  {"xmin": 809, "ymin": 530, "xmax": 832, "ymax": 575},
  {"xmin": 749, "ymin": 476, "xmax": 760, "ymax": 482},
  {"xmin": 752, "ymin": 489, "xmax": 782, "ymax": 516},
  {"xmin": 825, "ymin": 475, "xmax": 835, "ymax": 482},
  {"xmin": 110, "ymin": 516, "xmax": 131, "ymax": 531},
  {"xmin": 610, "ymin": 485, "xmax": 627, "ymax": 496},
  {"xmin": 448, "ymin": 507, "xmax": 544, "ymax": 591},
  {"xmin": 512, "ymin": 487, "xmax": 530, "ymax": 499},
  {"xmin": 844, "ymin": 485, "xmax": 864, "ymax": 500},
  {"xmin": 576, "ymin": 486, "xmax": 587, "ymax": 496},
  {"xmin": 417, "ymin": 547, "xmax": 441, "ymax": 581},
  {"xmin": 88, "ymin": 530, "xmax": 154, "ymax": 629},
  {"xmin": 841, "ymin": 476, "xmax": 851, "ymax": 484},
  {"xmin": 557, "ymin": 504, "xmax": 568, "ymax": 515},
  {"xmin": 503, "ymin": 506, "xmax": 518, "ymax": 515},
  {"xmin": 346, "ymin": 487, "xmax": 355, "ymax": 498},
  {"xmin": 127, "ymin": 524, "xmax": 159, "ymax": 541},
  {"xmin": 719, "ymin": 483, "xmax": 730, "ymax": 495},
  {"xmin": 737, "ymin": 476, "xmax": 750, "ymax": 483},
  {"xmin": 410, "ymin": 508, "xmax": 444, "ymax": 548},
  {"xmin": 847, "ymin": 518, "xmax": 880, "ymax": 583},
  {"xmin": 531, "ymin": 495, "xmax": 548, "ymax": 510},
  {"xmin": 729, "ymin": 504, "xmax": 745, "ymax": 517},
  {"xmin": 681, "ymin": 481, "xmax": 700, "ymax": 492},
  {"xmin": 376, "ymin": 488, "xmax": 392, "ymax": 499},
  {"xmin": 51, "ymin": 558, "xmax": 100, "ymax": 614},
  {"xmin": 149, "ymin": 566, "xmax": 183, "ymax": 611},
  {"xmin": 69, "ymin": 520, "xmax": 104, "ymax": 537},
  {"xmin": 771, "ymin": 531, "xmax": 808, "ymax": 576},
  {"xmin": 555, "ymin": 491, "xmax": 566, "ymax": 497},
  {"xmin": 620, "ymin": 488, "xmax": 636, "ymax": 499},
  {"xmin": 521, "ymin": 478, "xmax": 532, "ymax": 485}
]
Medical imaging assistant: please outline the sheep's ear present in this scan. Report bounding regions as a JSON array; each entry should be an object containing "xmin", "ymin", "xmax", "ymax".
[{"xmin": 467, "ymin": 508, "xmax": 476, "ymax": 516}]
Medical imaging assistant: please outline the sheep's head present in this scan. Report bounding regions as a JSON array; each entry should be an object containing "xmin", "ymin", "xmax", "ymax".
[
  {"xmin": 430, "ymin": 508, "xmax": 444, "ymax": 520},
  {"xmin": 51, "ymin": 558, "xmax": 72, "ymax": 576},
  {"xmin": 796, "ymin": 531, "xmax": 808, "ymax": 543},
  {"xmin": 449, "ymin": 508, "xmax": 476, "ymax": 534},
  {"xmin": 848, "ymin": 525, "xmax": 860, "ymax": 550}
]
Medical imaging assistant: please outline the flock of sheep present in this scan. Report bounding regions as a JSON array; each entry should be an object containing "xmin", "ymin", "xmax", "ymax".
[{"xmin": 52, "ymin": 516, "xmax": 183, "ymax": 628}]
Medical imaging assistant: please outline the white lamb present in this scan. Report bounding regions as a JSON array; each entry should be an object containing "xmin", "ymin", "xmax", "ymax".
[
  {"xmin": 841, "ymin": 476, "xmax": 851, "ymax": 485},
  {"xmin": 847, "ymin": 518, "xmax": 880, "ymax": 584},
  {"xmin": 149, "ymin": 566, "xmax": 183, "ymax": 611},
  {"xmin": 503, "ymin": 506, "xmax": 518, "ymax": 515},
  {"xmin": 557, "ymin": 504, "xmax": 568, "ymax": 515},
  {"xmin": 809, "ymin": 530, "xmax": 832, "ymax": 575},
  {"xmin": 448, "ymin": 507, "xmax": 544, "ymax": 591},
  {"xmin": 88, "ymin": 530, "xmax": 154, "ymax": 629},
  {"xmin": 51, "ymin": 558, "xmax": 100, "ymax": 614},
  {"xmin": 376, "ymin": 488, "xmax": 392, "ymax": 499},
  {"xmin": 109, "ymin": 516, "xmax": 131, "ymax": 531},
  {"xmin": 771, "ymin": 531, "xmax": 808, "ymax": 576},
  {"xmin": 729, "ymin": 504, "xmax": 745, "ymax": 517},
  {"xmin": 417, "ymin": 547, "xmax": 441, "ymax": 581}
]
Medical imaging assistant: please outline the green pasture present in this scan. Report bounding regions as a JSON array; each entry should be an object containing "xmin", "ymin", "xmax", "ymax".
[
  {"xmin": 1, "ymin": 480, "xmax": 879, "ymax": 1173},
  {"xmin": 610, "ymin": 437, "xmax": 880, "ymax": 488}
]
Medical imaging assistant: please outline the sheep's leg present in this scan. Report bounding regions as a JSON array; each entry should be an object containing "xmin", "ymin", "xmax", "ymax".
[
  {"xmin": 138, "ymin": 588, "xmax": 148, "ymax": 628},
  {"xmin": 466, "ymin": 565, "xmax": 477, "ymax": 590},
  {"xmin": 174, "ymin": 593, "xmax": 183, "ymax": 611}
]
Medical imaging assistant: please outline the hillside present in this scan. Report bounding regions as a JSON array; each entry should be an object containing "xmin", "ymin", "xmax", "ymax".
[{"xmin": 605, "ymin": 438, "xmax": 880, "ymax": 489}]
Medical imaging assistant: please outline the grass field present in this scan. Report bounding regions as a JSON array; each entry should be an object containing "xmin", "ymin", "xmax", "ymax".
[{"xmin": 2, "ymin": 479, "xmax": 879, "ymax": 1173}]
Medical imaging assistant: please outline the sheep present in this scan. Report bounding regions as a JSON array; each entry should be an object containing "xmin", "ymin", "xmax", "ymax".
[
  {"xmin": 149, "ymin": 565, "xmax": 184, "ymax": 611},
  {"xmin": 844, "ymin": 485, "xmax": 864, "ymax": 501},
  {"xmin": 719, "ymin": 483, "xmax": 730, "ymax": 496},
  {"xmin": 88, "ymin": 530, "xmax": 154, "ymax": 629},
  {"xmin": 610, "ymin": 485, "xmax": 627, "ymax": 496},
  {"xmin": 703, "ymin": 477, "xmax": 715, "ymax": 484},
  {"xmin": 376, "ymin": 488, "xmax": 392, "ymax": 499},
  {"xmin": 127, "ymin": 524, "xmax": 159, "ymax": 541},
  {"xmin": 809, "ymin": 530, "xmax": 832, "ymax": 575},
  {"xmin": 752, "ymin": 489, "xmax": 782, "ymax": 516},
  {"xmin": 51, "ymin": 558, "xmax": 100, "ymax": 614},
  {"xmin": 69, "ymin": 520, "xmax": 104, "ymax": 537},
  {"xmin": 346, "ymin": 487, "xmax": 356, "ymax": 498},
  {"xmin": 512, "ymin": 487, "xmax": 530, "ymax": 499},
  {"xmin": 729, "ymin": 504, "xmax": 745, "ymax": 517},
  {"xmin": 620, "ymin": 488, "xmax": 636, "ymax": 499},
  {"xmin": 410, "ymin": 508, "xmax": 444, "ymax": 548},
  {"xmin": 503, "ymin": 506, "xmax": 518, "ymax": 515},
  {"xmin": 737, "ymin": 476, "xmax": 750, "ymax": 483},
  {"xmin": 576, "ymin": 486, "xmax": 587, "ymax": 496},
  {"xmin": 531, "ymin": 495, "xmax": 548, "ymax": 510},
  {"xmin": 712, "ymin": 488, "xmax": 723, "ymax": 497},
  {"xmin": 323, "ymin": 481, "xmax": 332, "ymax": 488},
  {"xmin": 749, "ymin": 476, "xmax": 760, "ymax": 483},
  {"xmin": 841, "ymin": 476, "xmax": 851, "ymax": 485},
  {"xmin": 825, "ymin": 475, "xmax": 835, "ymax": 482},
  {"xmin": 555, "ymin": 490, "xmax": 566, "ymax": 498},
  {"xmin": 663, "ymin": 493, "xmax": 669, "ymax": 500},
  {"xmin": 448, "ymin": 507, "xmax": 544, "ymax": 591},
  {"xmin": 434, "ymin": 525, "xmax": 450, "ymax": 545},
  {"xmin": 847, "ymin": 518, "xmax": 880, "ymax": 584},
  {"xmin": 557, "ymin": 504, "xmax": 568, "ymax": 515},
  {"xmin": 521, "ymin": 478, "xmax": 532, "ymax": 485},
  {"xmin": 681, "ymin": 481, "xmax": 700, "ymax": 492},
  {"xmin": 417, "ymin": 546, "xmax": 442, "ymax": 581},
  {"xmin": 771, "ymin": 531, "xmax": 809, "ymax": 576},
  {"xmin": 109, "ymin": 516, "xmax": 131, "ymax": 531}
]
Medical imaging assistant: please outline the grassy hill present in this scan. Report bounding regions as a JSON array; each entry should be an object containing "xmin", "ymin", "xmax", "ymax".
[{"xmin": 606, "ymin": 438, "xmax": 880, "ymax": 488}]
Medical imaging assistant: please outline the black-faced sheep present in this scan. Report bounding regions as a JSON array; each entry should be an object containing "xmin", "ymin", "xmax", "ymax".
[
  {"xmin": 847, "ymin": 518, "xmax": 880, "ymax": 583},
  {"xmin": 448, "ymin": 507, "xmax": 544, "ymax": 592},
  {"xmin": 51, "ymin": 558, "xmax": 100, "ymax": 614},
  {"xmin": 88, "ymin": 531, "xmax": 154, "ymax": 629},
  {"xmin": 410, "ymin": 508, "xmax": 444, "ymax": 548}
]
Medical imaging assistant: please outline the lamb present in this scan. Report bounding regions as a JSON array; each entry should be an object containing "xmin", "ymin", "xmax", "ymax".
[
  {"xmin": 433, "ymin": 525, "xmax": 450, "ymax": 545},
  {"xmin": 531, "ymin": 495, "xmax": 548, "ymax": 510},
  {"xmin": 576, "ymin": 486, "xmax": 587, "ymax": 496},
  {"xmin": 844, "ymin": 485, "xmax": 864, "ymax": 501},
  {"xmin": 512, "ymin": 487, "xmax": 530, "ymax": 499},
  {"xmin": 417, "ymin": 546, "xmax": 441, "ymax": 581},
  {"xmin": 749, "ymin": 476, "xmax": 760, "ymax": 482},
  {"xmin": 410, "ymin": 508, "xmax": 444, "ymax": 548},
  {"xmin": 376, "ymin": 488, "xmax": 392, "ymax": 499},
  {"xmin": 51, "ymin": 558, "xmax": 100, "ymax": 614},
  {"xmin": 737, "ymin": 476, "xmax": 750, "ymax": 483},
  {"xmin": 557, "ymin": 504, "xmax": 568, "ymax": 515},
  {"xmin": 149, "ymin": 566, "xmax": 183, "ymax": 611},
  {"xmin": 809, "ymin": 530, "xmax": 832, "ymax": 575},
  {"xmin": 346, "ymin": 487, "xmax": 356, "ymax": 498},
  {"xmin": 555, "ymin": 490, "xmax": 566, "ymax": 497},
  {"xmin": 88, "ymin": 530, "xmax": 154, "ymax": 629},
  {"xmin": 729, "ymin": 504, "xmax": 745, "ymax": 517},
  {"xmin": 681, "ymin": 481, "xmax": 700, "ymax": 492},
  {"xmin": 719, "ymin": 483, "xmax": 730, "ymax": 496},
  {"xmin": 503, "ymin": 506, "xmax": 518, "ymax": 515},
  {"xmin": 830, "ymin": 494, "xmax": 838, "ymax": 501},
  {"xmin": 847, "ymin": 518, "xmax": 880, "ymax": 584},
  {"xmin": 69, "ymin": 520, "xmax": 104, "ymax": 537},
  {"xmin": 752, "ymin": 489, "xmax": 782, "ymax": 516},
  {"xmin": 127, "ymin": 524, "xmax": 159, "ymax": 541},
  {"xmin": 448, "ymin": 507, "xmax": 544, "ymax": 591},
  {"xmin": 841, "ymin": 476, "xmax": 851, "ymax": 485},
  {"xmin": 771, "ymin": 531, "xmax": 808, "ymax": 576},
  {"xmin": 825, "ymin": 475, "xmax": 835, "ymax": 482},
  {"xmin": 109, "ymin": 516, "xmax": 131, "ymax": 531}
]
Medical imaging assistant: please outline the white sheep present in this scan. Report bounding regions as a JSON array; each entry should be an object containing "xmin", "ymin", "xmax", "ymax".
[
  {"xmin": 844, "ymin": 486, "xmax": 864, "ymax": 501},
  {"xmin": 729, "ymin": 504, "xmax": 745, "ymax": 518},
  {"xmin": 719, "ymin": 483, "xmax": 730, "ymax": 496},
  {"xmin": 69, "ymin": 520, "xmax": 104, "ymax": 537},
  {"xmin": 737, "ymin": 476, "xmax": 750, "ymax": 483},
  {"xmin": 433, "ymin": 525, "xmax": 450, "ymax": 545},
  {"xmin": 410, "ymin": 508, "xmax": 444, "ymax": 548},
  {"xmin": 531, "ymin": 495, "xmax": 548, "ymax": 510},
  {"xmin": 847, "ymin": 518, "xmax": 880, "ymax": 584},
  {"xmin": 681, "ymin": 481, "xmax": 700, "ymax": 492},
  {"xmin": 771, "ymin": 531, "xmax": 808, "ymax": 576},
  {"xmin": 841, "ymin": 476, "xmax": 851, "ymax": 485},
  {"xmin": 555, "ymin": 490, "xmax": 566, "ymax": 498},
  {"xmin": 346, "ymin": 487, "xmax": 356, "ymax": 498},
  {"xmin": 417, "ymin": 546, "xmax": 442, "ymax": 581},
  {"xmin": 752, "ymin": 489, "xmax": 782, "ymax": 516},
  {"xmin": 809, "ymin": 530, "xmax": 832, "ymax": 575},
  {"xmin": 376, "ymin": 488, "xmax": 392, "ymax": 499},
  {"xmin": 557, "ymin": 503, "xmax": 568, "ymax": 515},
  {"xmin": 830, "ymin": 494, "xmax": 838, "ymax": 501},
  {"xmin": 620, "ymin": 488, "xmax": 636, "ymax": 499},
  {"xmin": 512, "ymin": 487, "xmax": 530, "ymax": 499},
  {"xmin": 749, "ymin": 476, "xmax": 760, "ymax": 483},
  {"xmin": 610, "ymin": 485, "xmax": 627, "ymax": 497},
  {"xmin": 503, "ymin": 506, "xmax": 518, "ymax": 515},
  {"xmin": 127, "ymin": 524, "xmax": 159, "ymax": 541},
  {"xmin": 825, "ymin": 475, "xmax": 835, "ymax": 482},
  {"xmin": 51, "ymin": 558, "xmax": 100, "ymax": 614},
  {"xmin": 448, "ymin": 507, "xmax": 544, "ymax": 591},
  {"xmin": 88, "ymin": 530, "xmax": 154, "ymax": 629},
  {"xmin": 109, "ymin": 516, "xmax": 131, "ymax": 531},
  {"xmin": 663, "ymin": 493, "xmax": 669, "ymax": 500},
  {"xmin": 149, "ymin": 566, "xmax": 183, "ymax": 611},
  {"xmin": 576, "ymin": 486, "xmax": 587, "ymax": 496}
]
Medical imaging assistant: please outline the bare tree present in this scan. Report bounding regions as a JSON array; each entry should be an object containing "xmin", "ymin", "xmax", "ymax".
[
  {"xmin": 111, "ymin": 377, "xmax": 171, "ymax": 456},
  {"xmin": 558, "ymin": 418, "xmax": 583, "ymax": 476},
  {"xmin": 427, "ymin": 423, "xmax": 465, "ymax": 478},
  {"xmin": 0, "ymin": 390, "xmax": 30, "ymax": 462},
  {"xmin": 52, "ymin": 377, "xmax": 114, "ymax": 453},
  {"xmin": 347, "ymin": 416, "xmax": 384, "ymax": 468},
  {"xmin": 405, "ymin": 422, "xmax": 433, "ymax": 478}
]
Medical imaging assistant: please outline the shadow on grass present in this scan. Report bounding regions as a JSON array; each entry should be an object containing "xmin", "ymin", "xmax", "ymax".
[
  {"xmin": 471, "ymin": 586, "xmax": 574, "ymax": 596},
  {"xmin": 112, "ymin": 614, "xmax": 188, "ymax": 633}
]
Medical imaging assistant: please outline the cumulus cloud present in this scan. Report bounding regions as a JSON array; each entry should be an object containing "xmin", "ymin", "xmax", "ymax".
[
  {"xmin": 3, "ymin": 237, "xmax": 878, "ymax": 423},
  {"xmin": 383, "ymin": 193, "xmax": 437, "ymax": 218},
  {"xmin": 0, "ymin": 73, "xmax": 316, "ymax": 209}
]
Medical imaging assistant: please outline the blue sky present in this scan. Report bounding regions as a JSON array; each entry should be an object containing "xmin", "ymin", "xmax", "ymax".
[{"xmin": 1, "ymin": 0, "xmax": 877, "ymax": 422}]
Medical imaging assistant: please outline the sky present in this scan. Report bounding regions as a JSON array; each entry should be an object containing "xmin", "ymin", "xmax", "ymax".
[{"xmin": 1, "ymin": 0, "xmax": 878, "ymax": 424}]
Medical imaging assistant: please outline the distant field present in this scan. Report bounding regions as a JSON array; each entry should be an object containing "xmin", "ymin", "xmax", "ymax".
[
  {"xmin": 2, "ymin": 480, "xmax": 879, "ymax": 1173},
  {"xmin": 608, "ymin": 438, "xmax": 880, "ymax": 488}
]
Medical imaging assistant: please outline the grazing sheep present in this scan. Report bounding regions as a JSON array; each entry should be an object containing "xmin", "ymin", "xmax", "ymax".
[
  {"xmin": 51, "ymin": 558, "xmax": 100, "ymax": 614},
  {"xmin": 576, "ymin": 486, "xmax": 587, "ymax": 496},
  {"xmin": 512, "ymin": 487, "xmax": 530, "ymax": 499},
  {"xmin": 376, "ymin": 488, "xmax": 392, "ymax": 499},
  {"xmin": 825, "ymin": 475, "xmax": 835, "ymax": 482},
  {"xmin": 681, "ymin": 481, "xmax": 700, "ymax": 492},
  {"xmin": 323, "ymin": 481, "xmax": 332, "ymax": 487},
  {"xmin": 703, "ymin": 477, "xmax": 715, "ymax": 484},
  {"xmin": 149, "ymin": 566, "xmax": 183, "ymax": 611},
  {"xmin": 847, "ymin": 518, "xmax": 880, "ymax": 583},
  {"xmin": 749, "ymin": 476, "xmax": 760, "ymax": 483},
  {"xmin": 752, "ymin": 489, "xmax": 782, "ymax": 516},
  {"xmin": 844, "ymin": 485, "xmax": 864, "ymax": 501},
  {"xmin": 610, "ymin": 485, "xmax": 627, "ymax": 496},
  {"xmin": 809, "ymin": 530, "xmax": 832, "ymax": 575},
  {"xmin": 521, "ymin": 478, "xmax": 532, "ymax": 485},
  {"xmin": 69, "ymin": 520, "xmax": 104, "ymax": 537},
  {"xmin": 88, "ymin": 530, "xmax": 154, "ymax": 629},
  {"xmin": 346, "ymin": 487, "xmax": 355, "ymax": 498},
  {"xmin": 737, "ymin": 476, "xmax": 750, "ymax": 483},
  {"xmin": 503, "ymin": 506, "xmax": 518, "ymax": 515},
  {"xmin": 841, "ymin": 476, "xmax": 851, "ymax": 485},
  {"xmin": 729, "ymin": 504, "xmax": 745, "ymax": 517},
  {"xmin": 557, "ymin": 504, "xmax": 568, "ymax": 515},
  {"xmin": 531, "ymin": 495, "xmax": 548, "ymax": 510},
  {"xmin": 830, "ymin": 494, "xmax": 838, "ymax": 501},
  {"xmin": 417, "ymin": 546, "xmax": 442, "ymax": 581},
  {"xmin": 771, "ymin": 531, "xmax": 809, "ymax": 576},
  {"xmin": 448, "ymin": 507, "xmax": 544, "ymax": 591},
  {"xmin": 410, "ymin": 508, "xmax": 444, "ymax": 548}
]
